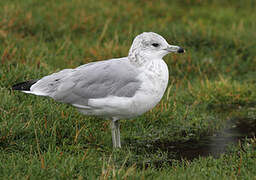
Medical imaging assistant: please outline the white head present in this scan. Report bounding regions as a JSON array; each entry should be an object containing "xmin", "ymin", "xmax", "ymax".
[{"xmin": 128, "ymin": 32, "xmax": 184, "ymax": 63}]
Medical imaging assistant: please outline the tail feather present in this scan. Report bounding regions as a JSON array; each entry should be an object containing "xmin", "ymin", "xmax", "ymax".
[{"xmin": 12, "ymin": 79, "xmax": 38, "ymax": 91}]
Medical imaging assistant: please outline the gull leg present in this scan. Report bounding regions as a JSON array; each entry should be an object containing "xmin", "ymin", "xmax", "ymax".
[
  {"xmin": 111, "ymin": 119, "xmax": 121, "ymax": 148},
  {"xmin": 111, "ymin": 121, "xmax": 117, "ymax": 148},
  {"xmin": 115, "ymin": 120, "xmax": 121, "ymax": 148}
]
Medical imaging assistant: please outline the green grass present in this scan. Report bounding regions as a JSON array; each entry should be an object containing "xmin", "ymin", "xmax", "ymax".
[{"xmin": 1, "ymin": 0, "xmax": 256, "ymax": 179}]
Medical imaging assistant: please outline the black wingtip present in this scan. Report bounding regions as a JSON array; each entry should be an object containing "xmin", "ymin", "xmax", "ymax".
[
  {"xmin": 12, "ymin": 79, "xmax": 38, "ymax": 91},
  {"xmin": 177, "ymin": 47, "xmax": 185, "ymax": 54}
]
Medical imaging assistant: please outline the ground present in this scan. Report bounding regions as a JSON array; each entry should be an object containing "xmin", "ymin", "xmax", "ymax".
[{"xmin": 0, "ymin": 0, "xmax": 256, "ymax": 179}]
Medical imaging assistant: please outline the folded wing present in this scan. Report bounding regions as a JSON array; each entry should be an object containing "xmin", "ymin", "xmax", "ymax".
[{"xmin": 22, "ymin": 58, "xmax": 141, "ymax": 107}]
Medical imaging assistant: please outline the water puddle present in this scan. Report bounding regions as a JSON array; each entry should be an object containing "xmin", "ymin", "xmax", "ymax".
[
  {"xmin": 126, "ymin": 115, "xmax": 256, "ymax": 168},
  {"xmin": 164, "ymin": 117, "xmax": 256, "ymax": 160}
]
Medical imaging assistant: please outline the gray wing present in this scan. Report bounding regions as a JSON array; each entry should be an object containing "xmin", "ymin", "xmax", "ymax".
[{"xmin": 30, "ymin": 58, "xmax": 141, "ymax": 106}]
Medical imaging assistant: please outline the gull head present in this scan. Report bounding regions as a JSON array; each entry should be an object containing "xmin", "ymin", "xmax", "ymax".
[{"xmin": 128, "ymin": 32, "xmax": 184, "ymax": 62}]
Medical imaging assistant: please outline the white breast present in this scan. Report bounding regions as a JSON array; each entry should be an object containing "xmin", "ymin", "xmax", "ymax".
[{"xmin": 130, "ymin": 59, "xmax": 169, "ymax": 115}]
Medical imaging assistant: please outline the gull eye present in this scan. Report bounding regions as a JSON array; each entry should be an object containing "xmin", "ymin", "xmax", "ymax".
[{"xmin": 152, "ymin": 43, "xmax": 160, "ymax": 47}]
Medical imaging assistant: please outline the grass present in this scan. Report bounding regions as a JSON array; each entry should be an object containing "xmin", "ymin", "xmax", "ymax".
[{"xmin": 0, "ymin": 0, "xmax": 256, "ymax": 179}]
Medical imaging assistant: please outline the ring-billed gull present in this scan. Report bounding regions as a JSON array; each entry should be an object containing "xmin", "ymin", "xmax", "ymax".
[{"xmin": 12, "ymin": 32, "xmax": 184, "ymax": 148}]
